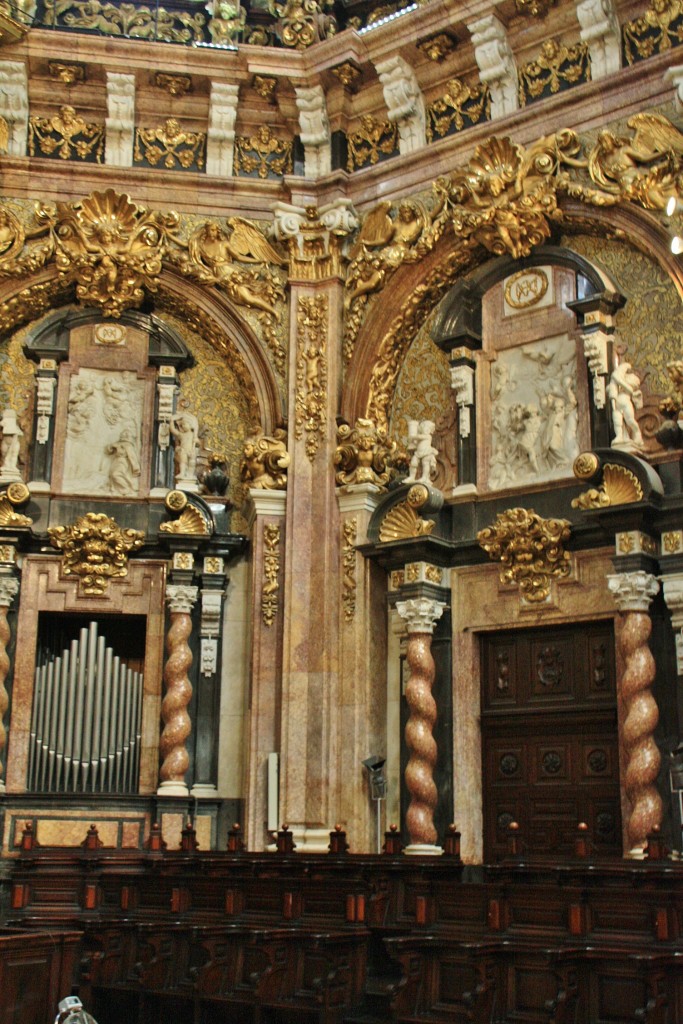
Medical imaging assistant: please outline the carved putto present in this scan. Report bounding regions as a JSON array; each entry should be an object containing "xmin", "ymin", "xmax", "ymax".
[
  {"xmin": 241, "ymin": 429, "xmax": 290, "ymax": 490},
  {"xmin": 477, "ymin": 507, "xmax": 572, "ymax": 603},
  {"xmin": 48, "ymin": 512, "xmax": 144, "ymax": 595},
  {"xmin": 334, "ymin": 418, "xmax": 397, "ymax": 489}
]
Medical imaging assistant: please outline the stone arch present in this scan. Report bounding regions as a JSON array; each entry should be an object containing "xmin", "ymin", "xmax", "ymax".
[{"xmin": 341, "ymin": 201, "xmax": 683, "ymax": 431}]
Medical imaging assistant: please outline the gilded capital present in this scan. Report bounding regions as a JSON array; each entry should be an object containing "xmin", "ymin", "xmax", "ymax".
[
  {"xmin": 607, "ymin": 571, "xmax": 659, "ymax": 613},
  {"xmin": 165, "ymin": 584, "xmax": 199, "ymax": 614},
  {"xmin": 396, "ymin": 597, "xmax": 445, "ymax": 634}
]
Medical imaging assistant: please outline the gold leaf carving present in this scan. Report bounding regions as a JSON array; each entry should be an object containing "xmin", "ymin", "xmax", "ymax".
[
  {"xmin": 378, "ymin": 501, "xmax": 435, "ymax": 543},
  {"xmin": 0, "ymin": 492, "xmax": 32, "ymax": 528},
  {"xmin": 48, "ymin": 512, "xmax": 144, "ymax": 595},
  {"xmin": 42, "ymin": 0, "xmax": 207, "ymax": 43},
  {"xmin": 518, "ymin": 39, "xmax": 590, "ymax": 106},
  {"xmin": 623, "ymin": 0, "xmax": 683, "ymax": 65},
  {"xmin": 241, "ymin": 429, "xmax": 289, "ymax": 490},
  {"xmin": 295, "ymin": 295, "xmax": 328, "ymax": 460},
  {"xmin": 477, "ymin": 507, "xmax": 571, "ymax": 603},
  {"xmin": 28, "ymin": 105, "xmax": 104, "ymax": 163},
  {"xmin": 342, "ymin": 518, "xmax": 357, "ymax": 622},
  {"xmin": 334, "ymin": 418, "xmax": 397, "ymax": 489},
  {"xmin": 160, "ymin": 505, "xmax": 210, "ymax": 535},
  {"xmin": 346, "ymin": 115, "xmax": 399, "ymax": 172},
  {"xmin": 234, "ymin": 126, "xmax": 293, "ymax": 179},
  {"xmin": 134, "ymin": 118, "xmax": 205, "ymax": 171},
  {"xmin": 426, "ymin": 78, "xmax": 490, "ymax": 143},
  {"xmin": 572, "ymin": 463, "xmax": 643, "ymax": 509},
  {"xmin": 262, "ymin": 523, "xmax": 280, "ymax": 626}
]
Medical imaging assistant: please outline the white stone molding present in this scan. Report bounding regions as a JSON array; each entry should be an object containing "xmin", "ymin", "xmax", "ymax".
[
  {"xmin": 200, "ymin": 637, "xmax": 219, "ymax": 677},
  {"xmin": 661, "ymin": 574, "xmax": 683, "ymax": 673},
  {"xmin": 35, "ymin": 377, "xmax": 56, "ymax": 445},
  {"xmin": 664, "ymin": 65, "xmax": 683, "ymax": 114},
  {"xmin": 374, "ymin": 55, "xmax": 426, "ymax": 155},
  {"xmin": 105, "ymin": 72, "xmax": 135, "ymax": 167},
  {"xmin": 450, "ymin": 364, "xmax": 475, "ymax": 439},
  {"xmin": 468, "ymin": 14, "xmax": 518, "ymax": 119},
  {"xmin": 319, "ymin": 198, "xmax": 359, "ymax": 236},
  {"xmin": 244, "ymin": 488, "xmax": 287, "ymax": 532},
  {"xmin": 206, "ymin": 82, "xmax": 240, "ymax": 177},
  {"xmin": 294, "ymin": 85, "xmax": 331, "ymax": 178},
  {"xmin": 157, "ymin": 381, "xmax": 177, "ymax": 451},
  {"xmin": 165, "ymin": 584, "xmax": 199, "ymax": 615},
  {"xmin": 582, "ymin": 329, "xmax": 610, "ymax": 409},
  {"xmin": 607, "ymin": 571, "xmax": 660, "ymax": 613},
  {"xmin": 576, "ymin": 0, "xmax": 621, "ymax": 79},
  {"xmin": 0, "ymin": 61, "xmax": 28, "ymax": 157},
  {"xmin": 396, "ymin": 597, "xmax": 445, "ymax": 634},
  {"xmin": 0, "ymin": 576, "xmax": 19, "ymax": 608},
  {"xmin": 200, "ymin": 588, "xmax": 223, "ymax": 637}
]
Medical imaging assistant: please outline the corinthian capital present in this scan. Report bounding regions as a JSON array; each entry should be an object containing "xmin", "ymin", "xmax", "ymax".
[
  {"xmin": 396, "ymin": 597, "xmax": 445, "ymax": 634},
  {"xmin": 607, "ymin": 571, "xmax": 659, "ymax": 613},
  {"xmin": 166, "ymin": 584, "xmax": 199, "ymax": 614},
  {"xmin": 0, "ymin": 577, "xmax": 19, "ymax": 608}
]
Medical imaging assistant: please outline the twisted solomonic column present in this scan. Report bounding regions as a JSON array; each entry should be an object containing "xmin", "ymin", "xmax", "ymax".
[
  {"xmin": 158, "ymin": 584, "xmax": 198, "ymax": 797},
  {"xmin": 607, "ymin": 571, "xmax": 661, "ymax": 854},
  {"xmin": 396, "ymin": 597, "xmax": 446, "ymax": 854},
  {"xmin": 0, "ymin": 576, "xmax": 19, "ymax": 793}
]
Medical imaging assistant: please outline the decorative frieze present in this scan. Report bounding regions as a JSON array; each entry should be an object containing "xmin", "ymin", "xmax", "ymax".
[
  {"xmin": 342, "ymin": 518, "xmax": 357, "ymax": 623},
  {"xmin": 294, "ymin": 295, "xmax": 328, "ymax": 460},
  {"xmin": 261, "ymin": 523, "xmax": 280, "ymax": 627}
]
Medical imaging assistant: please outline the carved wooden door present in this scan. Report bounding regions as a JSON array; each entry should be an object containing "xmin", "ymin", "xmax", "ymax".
[{"xmin": 481, "ymin": 621, "xmax": 621, "ymax": 860}]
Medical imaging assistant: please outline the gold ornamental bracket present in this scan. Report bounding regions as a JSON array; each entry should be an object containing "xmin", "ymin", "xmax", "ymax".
[
  {"xmin": 48, "ymin": 512, "xmax": 144, "ymax": 595},
  {"xmin": 477, "ymin": 507, "xmax": 572, "ymax": 604},
  {"xmin": 159, "ymin": 489, "xmax": 212, "ymax": 536},
  {"xmin": 372, "ymin": 482, "xmax": 444, "ymax": 544},
  {"xmin": 571, "ymin": 449, "xmax": 663, "ymax": 510},
  {"xmin": 0, "ymin": 482, "xmax": 33, "ymax": 530}
]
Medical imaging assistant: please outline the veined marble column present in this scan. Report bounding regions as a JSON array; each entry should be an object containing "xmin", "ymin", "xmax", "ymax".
[
  {"xmin": 0, "ymin": 575, "xmax": 19, "ymax": 793},
  {"xmin": 607, "ymin": 570, "xmax": 661, "ymax": 854},
  {"xmin": 158, "ymin": 584, "xmax": 198, "ymax": 797},
  {"xmin": 396, "ymin": 596, "xmax": 445, "ymax": 854}
]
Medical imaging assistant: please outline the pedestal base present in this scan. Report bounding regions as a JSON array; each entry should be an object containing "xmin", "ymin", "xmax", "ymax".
[
  {"xmin": 190, "ymin": 783, "xmax": 218, "ymax": 799},
  {"xmin": 157, "ymin": 780, "xmax": 189, "ymax": 797},
  {"xmin": 404, "ymin": 843, "xmax": 443, "ymax": 856}
]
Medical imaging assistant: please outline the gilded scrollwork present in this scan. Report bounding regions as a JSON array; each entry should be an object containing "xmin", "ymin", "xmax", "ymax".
[
  {"xmin": 234, "ymin": 125, "xmax": 293, "ymax": 179},
  {"xmin": 295, "ymin": 295, "xmax": 328, "ymax": 460},
  {"xmin": 48, "ymin": 511, "xmax": 144, "ymax": 595},
  {"xmin": 623, "ymin": 0, "xmax": 683, "ymax": 65},
  {"xmin": 342, "ymin": 517, "xmax": 357, "ymax": 622},
  {"xmin": 346, "ymin": 115, "xmax": 399, "ymax": 172},
  {"xmin": 241, "ymin": 429, "xmax": 290, "ymax": 490},
  {"xmin": 134, "ymin": 118, "xmax": 206, "ymax": 171},
  {"xmin": 261, "ymin": 522, "xmax": 280, "ymax": 626},
  {"xmin": 334, "ymin": 418, "xmax": 397, "ymax": 489},
  {"xmin": 477, "ymin": 508, "xmax": 572, "ymax": 603},
  {"xmin": 272, "ymin": 0, "xmax": 337, "ymax": 48},
  {"xmin": 518, "ymin": 39, "xmax": 590, "ymax": 106},
  {"xmin": 42, "ymin": 0, "xmax": 206, "ymax": 42},
  {"xmin": 426, "ymin": 78, "xmax": 490, "ymax": 143},
  {"xmin": 28, "ymin": 105, "xmax": 104, "ymax": 163}
]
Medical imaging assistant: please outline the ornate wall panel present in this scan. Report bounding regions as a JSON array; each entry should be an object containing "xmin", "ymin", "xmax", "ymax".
[
  {"xmin": 389, "ymin": 308, "xmax": 451, "ymax": 445},
  {"xmin": 564, "ymin": 234, "xmax": 683, "ymax": 396},
  {"xmin": 0, "ymin": 321, "xmax": 35, "ymax": 429}
]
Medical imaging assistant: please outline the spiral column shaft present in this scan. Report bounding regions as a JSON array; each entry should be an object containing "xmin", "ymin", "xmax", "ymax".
[
  {"xmin": 0, "ymin": 577, "xmax": 19, "ymax": 793},
  {"xmin": 608, "ymin": 571, "xmax": 661, "ymax": 852},
  {"xmin": 158, "ymin": 584, "xmax": 198, "ymax": 797},
  {"xmin": 396, "ymin": 597, "xmax": 445, "ymax": 851}
]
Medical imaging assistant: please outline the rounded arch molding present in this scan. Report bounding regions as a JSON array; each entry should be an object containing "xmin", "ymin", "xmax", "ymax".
[
  {"xmin": 0, "ymin": 264, "xmax": 284, "ymax": 434},
  {"xmin": 341, "ymin": 201, "xmax": 683, "ymax": 431}
]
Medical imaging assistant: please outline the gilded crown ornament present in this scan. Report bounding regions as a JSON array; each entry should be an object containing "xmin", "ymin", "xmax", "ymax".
[
  {"xmin": 477, "ymin": 508, "xmax": 572, "ymax": 603},
  {"xmin": 48, "ymin": 512, "xmax": 144, "ymax": 595}
]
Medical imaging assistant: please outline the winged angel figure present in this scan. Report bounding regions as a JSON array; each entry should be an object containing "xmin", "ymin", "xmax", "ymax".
[
  {"xmin": 182, "ymin": 218, "xmax": 286, "ymax": 320},
  {"xmin": 586, "ymin": 112, "xmax": 683, "ymax": 209}
]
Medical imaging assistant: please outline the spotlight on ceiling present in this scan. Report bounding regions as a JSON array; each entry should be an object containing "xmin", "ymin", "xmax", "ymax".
[{"xmin": 672, "ymin": 235, "xmax": 683, "ymax": 256}]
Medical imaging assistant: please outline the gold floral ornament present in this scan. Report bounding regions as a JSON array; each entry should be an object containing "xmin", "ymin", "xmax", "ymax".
[
  {"xmin": 334, "ymin": 418, "xmax": 397, "ymax": 489},
  {"xmin": 234, "ymin": 125, "xmax": 293, "ymax": 179},
  {"xmin": 134, "ymin": 118, "xmax": 206, "ymax": 172},
  {"xmin": 207, "ymin": 0, "xmax": 245, "ymax": 44},
  {"xmin": 426, "ymin": 78, "xmax": 490, "ymax": 143},
  {"xmin": 41, "ymin": 0, "xmax": 206, "ymax": 43},
  {"xmin": 28, "ymin": 105, "xmax": 104, "ymax": 163},
  {"xmin": 48, "ymin": 512, "xmax": 144, "ymax": 595},
  {"xmin": 477, "ymin": 507, "xmax": 572, "ymax": 603},
  {"xmin": 623, "ymin": 0, "xmax": 683, "ymax": 65},
  {"xmin": 518, "ymin": 39, "xmax": 590, "ymax": 106},
  {"xmin": 295, "ymin": 295, "xmax": 328, "ymax": 460},
  {"xmin": 241, "ymin": 428, "xmax": 290, "ymax": 490},
  {"xmin": 346, "ymin": 115, "xmax": 399, "ymax": 172},
  {"xmin": 261, "ymin": 523, "xmax": 280, "ymax": 626},
  {"xmin": 36, "ymin": 189, "xmax": 180, "ymax": 319}
]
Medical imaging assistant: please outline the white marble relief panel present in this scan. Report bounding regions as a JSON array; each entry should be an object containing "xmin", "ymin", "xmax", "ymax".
[
  {"xmin": 487, "ymin": 334, "xmax": 579, "ymax": 491},
  {"xmin": 62, "ymin": 368, "xmax": 145, "ymax": 496}
]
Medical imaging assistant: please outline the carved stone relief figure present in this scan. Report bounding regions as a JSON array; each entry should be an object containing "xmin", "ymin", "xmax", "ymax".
[
  {"xmin": 488, "ymin": 336, "xmax": 579, "ymax": 490},
  {"xmin": 0, "ymin": 407, "xmax": 23, "ymax": 481},
  {"xmin": 607, "ymin": 360, "xmax": 644, "ymax": 450},
  {"xmin": 62, "ymin": 368, "xmax": 144, "ymax": 496}
]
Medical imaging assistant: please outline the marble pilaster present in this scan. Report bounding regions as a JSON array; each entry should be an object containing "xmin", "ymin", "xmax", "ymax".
[
  {"xmin": 337, "ymin": 486, "xmax": 386, "ymax": 850},
  {"xmin": 607, "ymin": 570, "xmax": 662, "ymax": 854},
  {"xmin": 243, "ymin": 488, "xmax": 286, "ymax": 850}
]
